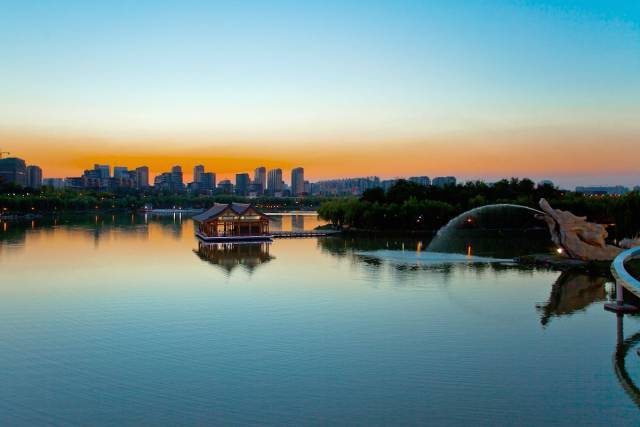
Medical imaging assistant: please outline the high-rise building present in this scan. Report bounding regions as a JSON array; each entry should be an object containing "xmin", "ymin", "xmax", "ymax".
[
  {"xmin": 0, "ymin": 157, "xmax": 27, "ymax": 186},
  {"xmin": 42, "ymin": 178, "xmax": 64, "ymax": 189},
  {"xmin": 379, "ymin": 179, "xmax": 398, "ymax": 192},
  {"xmin": 64, "ymin": 177, "xmax": 84, "ymax": 189},
  {"xmin": 81, "ymin": 168, "xmax": 108, "ymax": 189},
  {"xmin": 127, "ymin": 170, "xmax": 138, "ymax": 188},
  {"xmin": 311, "ymin": 176, "xmax": 380, "ymax": 196},
  {"xmin": 94, "ymin": 164, "xmax": 110, "ymax": 178},
  {"xmin": 235, "ymin": 173, "xmax": 250, "ymax": 196},
  {"xmin": 153, "ymin": 166, "xmax": 185, "ymax": 192},
  {"xmin": 154, "ymin": 173, "xmax": 172, "ymax": 191},
  {"xmin": 291, "ymin": 167, "xmax": 304, "ymax": 196},
  {"xmin": 248, "ymin": 182, "xmax": 263, "ymax": 197},
  {"xmin": 199, "ymin": 172, "xmax": 216, "ymax": 193},
  {"xmin": 217, "ymin": 179, "xmax": 234, "ymax": 194},
  {"xmin": 193, "ymin": 165, "xmax": 205, "ymax": 184},
  {"xmin": 432, "ymin": 176, "xmax": 456, "ymax": 188},
  {"xmin": 267, "ymin": 168, "xmax": 283, "ymax": 195},
  {"xmin": 113, "ymin": 166, "xmax": 129, "ymax": 179},
  {"xmin": 136, "ymin": 166, "xmax": 149, "ymax": 188},
  {"xmin": 409, "ymin": 176, "xmax": 430, "ymax": 187},
  {"xmin": 171, "ymin": 166, "xmax": 184, "ymax": 190},
  {"xmin": 254, "ymin": 167, "xmax": 266, "ymax": 194},
  {"xmin": 26, "ymin": 165, "xmax": 43, "ymax": 188}
]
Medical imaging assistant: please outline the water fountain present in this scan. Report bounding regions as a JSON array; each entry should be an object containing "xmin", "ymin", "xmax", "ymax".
[
  {"xmin": 433, "ymin": 203, "xmax": 545, "ymax": 238},
  {"xmin": 426, "ymin": 203, "xmax": 548, "ymax": 256},
  {"xmin": 428, "ymin": 199, "xmax": 640, "ymax": 262}
]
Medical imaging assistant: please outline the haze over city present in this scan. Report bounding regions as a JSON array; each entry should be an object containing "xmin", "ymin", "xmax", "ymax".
[{"xmin": 1, "ymin": 0, "xmax": 639, "ymax": 187}]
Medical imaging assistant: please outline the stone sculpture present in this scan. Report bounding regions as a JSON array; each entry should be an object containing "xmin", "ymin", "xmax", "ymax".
[{"xmin": 538, "ymin": 198, "xmax": 625, "ymax": 261}]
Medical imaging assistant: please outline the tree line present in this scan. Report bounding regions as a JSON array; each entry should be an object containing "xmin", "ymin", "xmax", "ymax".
[
  {"xmin": 317, "ymin": 179, "xmax": 640, "ymax": 239},
  {"xmin": 0, "ymin": 184, "xmax": 327, "ymax": 213}
]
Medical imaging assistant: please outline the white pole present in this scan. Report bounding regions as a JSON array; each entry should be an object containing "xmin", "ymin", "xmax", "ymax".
[{"xmin": 617, "ymin": 280, "xmax": 624, "ymax": 306}]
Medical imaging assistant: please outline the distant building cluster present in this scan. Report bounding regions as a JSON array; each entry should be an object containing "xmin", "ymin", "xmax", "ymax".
[
  {"xmin": 309, "ymin": 176, "xmax": 380, "ymax": 196},
  {"xmin": 3, "ymin": 152, "xmax": 639, "ymax": 198},
  {"xmin": 0, "ymin": 157, "xmax": 42, "ymax": 188},
  {"xmin": 305, "ymin": 175, "xmax": 456, "ymax": 196},
  {"xmin": 0, "ymin": 156, "xmax": 459, "ymax": 198},
  {"xmin": 575, "ymin": 186, "xmax": 632, "ymax": 196},
  {"xmin": 153, "ymin": 166, "xmax": 182, "ymax": 192},
  {"xmin": 64, "ymin": 164, "xmax": 150, "ymax": 191},
  {"xmin": 38, "ymin": 161, "xmax": 308, "ymax": 198}
]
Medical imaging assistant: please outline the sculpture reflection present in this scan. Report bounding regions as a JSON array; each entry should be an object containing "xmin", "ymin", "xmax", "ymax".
[
  {"xmin": 537, "ymin": 272, "xmax": 609, "ymax": 326},
  {"xmin": 194, "ymin": 242, "xmax": 274, "ymax": 274}
]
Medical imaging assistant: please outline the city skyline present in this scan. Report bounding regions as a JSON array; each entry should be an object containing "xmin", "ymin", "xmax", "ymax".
[
  {"xmin": 1, "ymin": 1, "xmax": 639, "ymax": 188},
  {"xmin": 3, "ymin": 148, "xmax": 640, "ymax": 191},
  {"xmin": 2, "ymin": 140, "xmax": 640, "ymax": 190}
]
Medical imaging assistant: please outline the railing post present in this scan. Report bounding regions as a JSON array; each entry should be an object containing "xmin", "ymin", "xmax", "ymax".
[
  {"xmin": 605, "ymin": 246, "xmax": 640, "ymax": 313},
  {"xmin": 617, "ymin": 280, "xmax": 625, "ymax": 307}
]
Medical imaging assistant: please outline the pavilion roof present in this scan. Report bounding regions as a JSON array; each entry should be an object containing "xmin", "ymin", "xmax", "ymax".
[{"xmin": 192, "ymin": 203, "xmax": 266, "ymax": 222}]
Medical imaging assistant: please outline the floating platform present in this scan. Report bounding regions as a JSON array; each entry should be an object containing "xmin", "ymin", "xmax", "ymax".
[
  {"xmin": 271, "ymin": 230, "xmax": 341, "ymax": 238},
  {"xmin": 195, "ymin": 230, "xmax": 341, "ymax": 242},
  {"xmin": 195, "ymin": 232, "xmax": 273, "ymax": 243}
]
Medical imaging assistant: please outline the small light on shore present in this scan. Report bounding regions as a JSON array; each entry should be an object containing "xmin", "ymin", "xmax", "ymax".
[{"xmin": 556, "ymin": 248, "xmax": 564, "ymax": 254}]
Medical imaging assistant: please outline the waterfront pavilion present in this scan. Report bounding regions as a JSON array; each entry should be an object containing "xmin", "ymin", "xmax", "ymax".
[{"xmin": 193, "ymin": 203, "xmax": 270, "ymax": 238}]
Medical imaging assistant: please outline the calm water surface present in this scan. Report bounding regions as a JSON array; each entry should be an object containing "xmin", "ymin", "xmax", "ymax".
[{"xmin": 1, "ymin": 213, "xmax": 639, "ymax": 425}]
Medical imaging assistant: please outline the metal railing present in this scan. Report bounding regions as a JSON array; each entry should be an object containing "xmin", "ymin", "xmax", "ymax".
[{"xmin": 608, "ymin": 246, "xmax": 640, "ymax": 311}]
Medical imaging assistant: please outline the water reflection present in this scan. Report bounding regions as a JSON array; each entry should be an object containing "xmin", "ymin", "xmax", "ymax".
[
  {"xmin": 0, "ymin": 213, "xmax": 324, "ymax": 254},
  {"xmin": 0, "ymin": 220, "xmax": 27, "ymax": 246},
  {"xmin": 0, "ymin": 213, "xmax": 193, "ymax": 248},
  {"xmin": 291, "ymin": 215, "xmax": 304, "ymax": 231},
  {"xmin": 613, "ymin": 314, "xmax": 640, "ymax": 409},
  {"xmin": 317, "ymin": 235, "xmax": 424, "ymax": 257},
  {"xmin": 268, "ymin": 213, "xmax": 325, "ymax": 232},
  {"xmin": 427, "ymin": 229, "xmax": 553, "ymax": 258},
  {"xmin": 3, "ymin": 215, "xmax": 640, "ymax": 423},
  {"xmin": 317, "ymin": 230, "xmax": 554, "ymax": 260},
  {"xmin": 194, "ymin": 242, "xmax": 274, "ymax": 274},
  {"xmin": 536, "ymin": 272, "xmax": 610, "ymax": 326}
]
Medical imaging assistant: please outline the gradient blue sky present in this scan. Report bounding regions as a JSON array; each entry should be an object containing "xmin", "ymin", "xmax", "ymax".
[{"xmin": 1, "ymin": 0, "xmax": 639, "ymax": 187}]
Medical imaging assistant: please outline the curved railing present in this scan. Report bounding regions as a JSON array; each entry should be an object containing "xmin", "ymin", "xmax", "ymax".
[
  {"xmin": 613, "ymin": 328, "xmax": 640, "ymax": 409},
  {"xmin": 610, "ymin": 248, "xmax": 640, "ymax": 408},
  {"xmin": 611, "ymin": 246, "xmax": 640, "ymax": 301}
]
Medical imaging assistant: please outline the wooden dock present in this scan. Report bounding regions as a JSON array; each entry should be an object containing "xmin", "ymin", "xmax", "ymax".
[{"xmin": 271, "ymin": 230, "xmax": 341, "ymax": 238}]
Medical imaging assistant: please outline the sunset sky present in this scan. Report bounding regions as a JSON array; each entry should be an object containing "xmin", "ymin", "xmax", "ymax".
[{"xmin": 1, "ymin": 0, "xmax": 639, "ymax": 188}]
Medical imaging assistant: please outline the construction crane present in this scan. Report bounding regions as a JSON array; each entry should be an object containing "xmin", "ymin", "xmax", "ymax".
[{"xmin": 0, "ymin": 149, "xmax": 10, "ymax": 159}]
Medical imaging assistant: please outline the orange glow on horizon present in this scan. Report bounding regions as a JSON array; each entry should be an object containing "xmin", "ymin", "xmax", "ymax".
[{"xmin": 3, "ymin": 129, "xmax": 639, "ymax": 184}]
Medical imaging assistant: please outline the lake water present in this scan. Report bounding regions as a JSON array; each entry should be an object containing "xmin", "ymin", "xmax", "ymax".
[{"xmin": 1, "ymin": 213, "xmax": 639, "ymax": 425}]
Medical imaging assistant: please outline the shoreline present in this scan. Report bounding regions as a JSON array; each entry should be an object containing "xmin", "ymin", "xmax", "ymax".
[{"xmin": 514, "ymin": 253, "xmax": 613, "ymax": 275}]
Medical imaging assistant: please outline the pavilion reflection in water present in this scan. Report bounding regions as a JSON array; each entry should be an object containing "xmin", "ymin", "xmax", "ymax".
[{"xmin": 194, "ymin": 241, "xmax": 274, "ymax": 274}]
